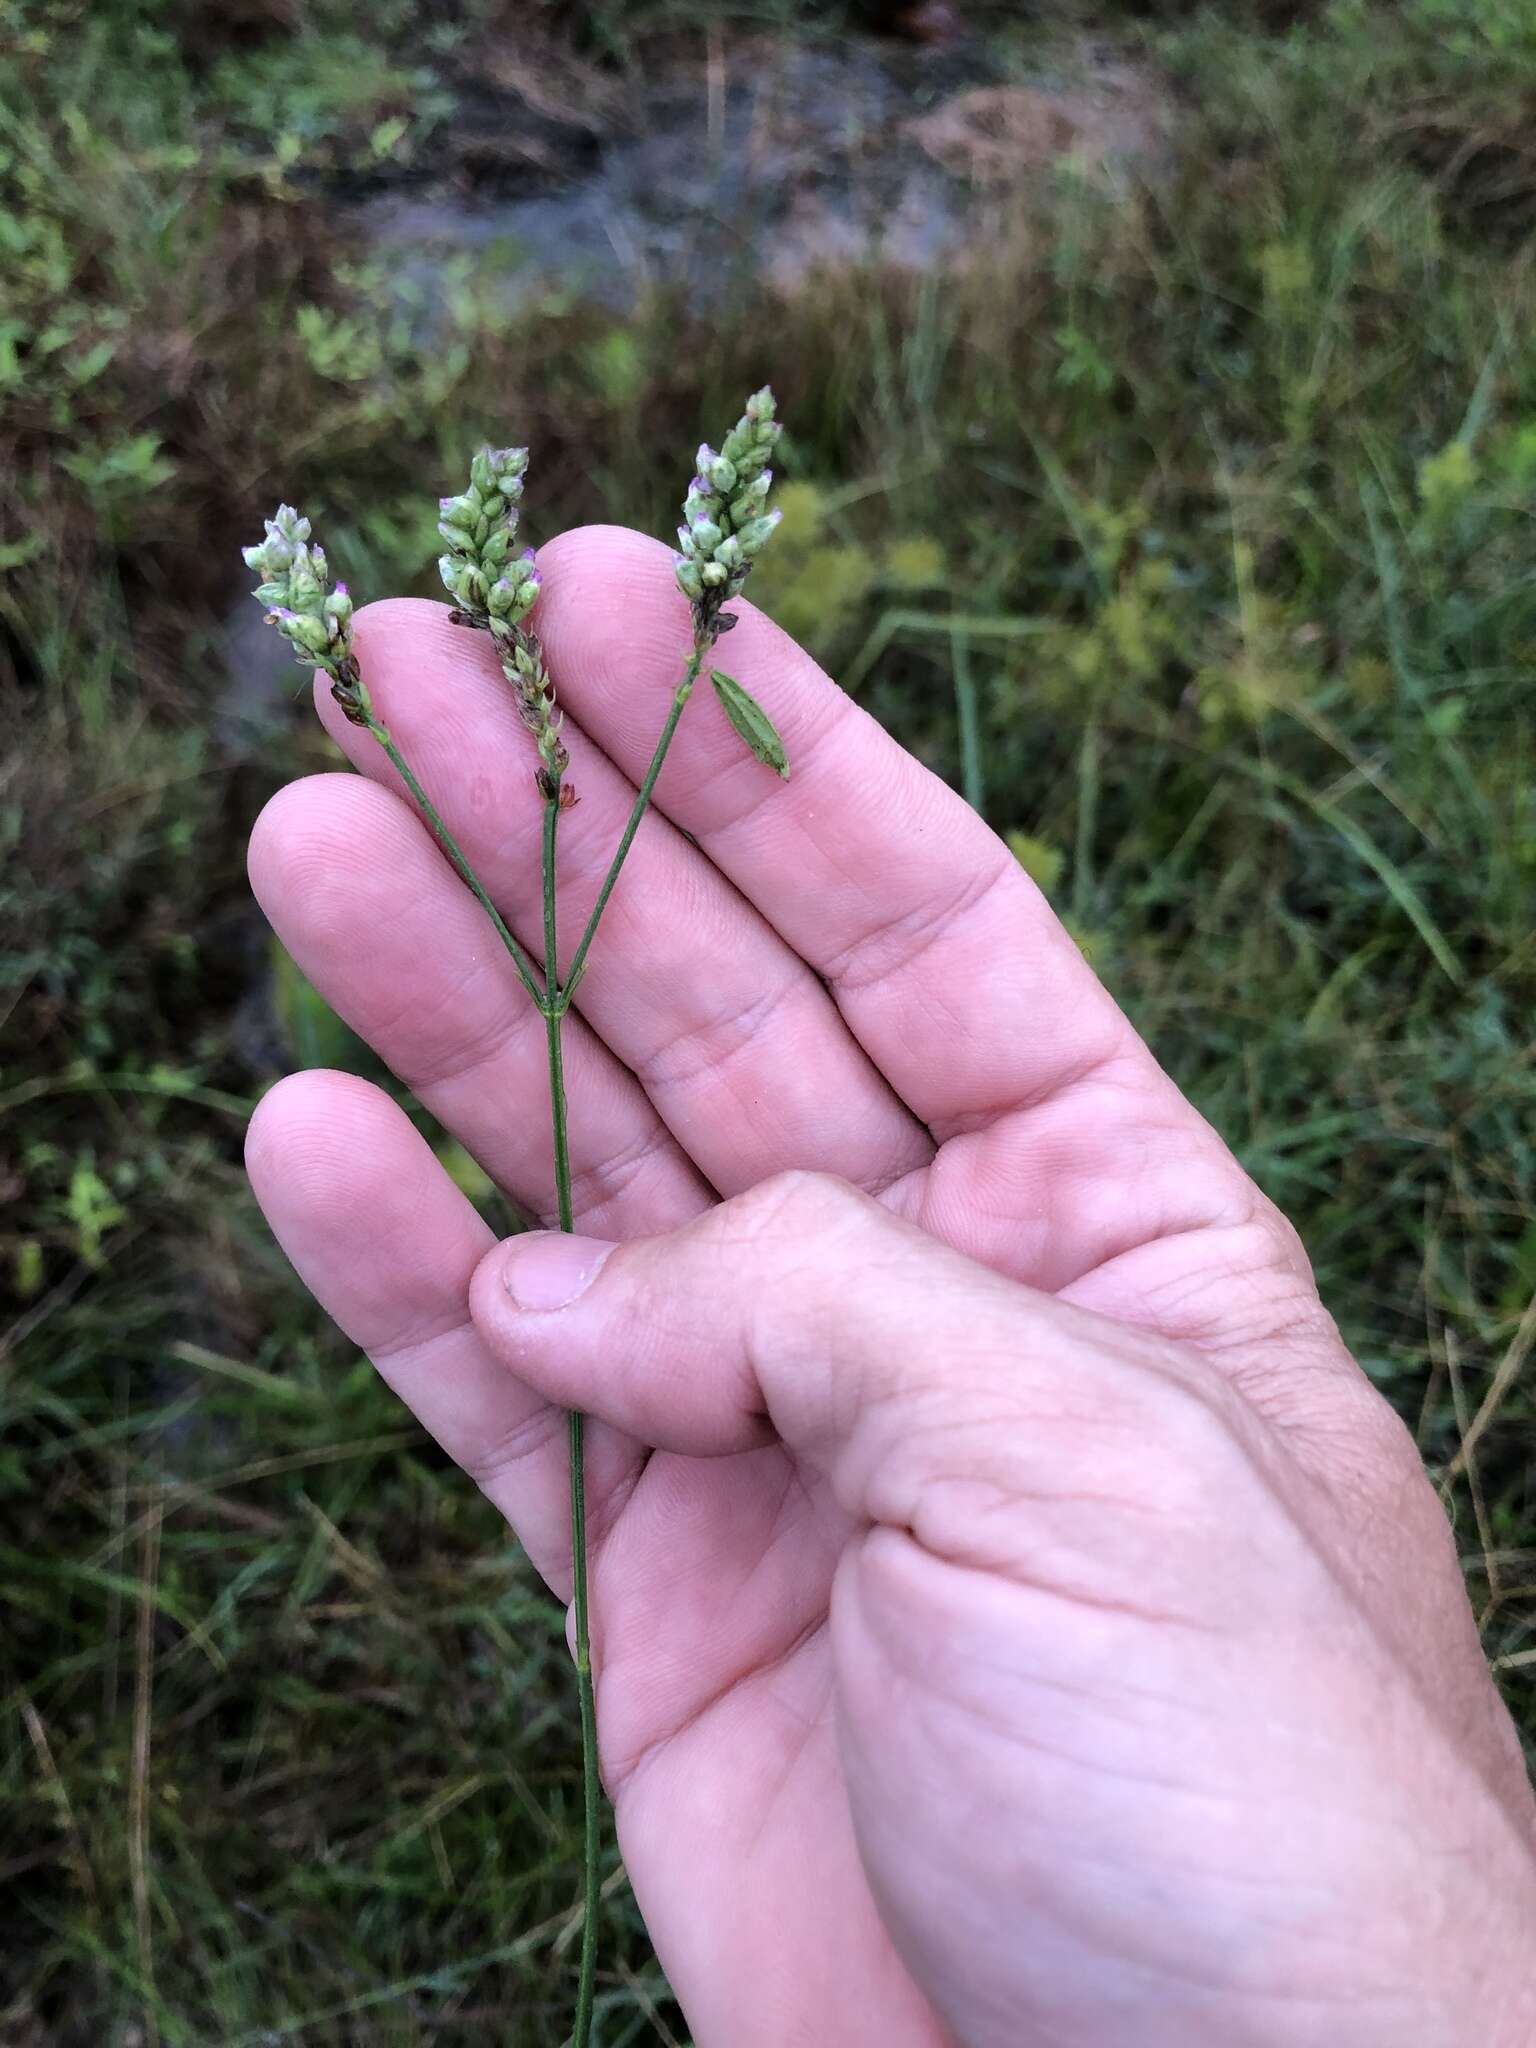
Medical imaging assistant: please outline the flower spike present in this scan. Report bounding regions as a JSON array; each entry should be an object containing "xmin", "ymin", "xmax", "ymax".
[{"xmin": 673, "ymin": 387, "xmax": 783, "ymax": 640}]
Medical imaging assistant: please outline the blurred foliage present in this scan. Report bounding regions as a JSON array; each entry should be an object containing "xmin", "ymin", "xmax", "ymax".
[{"xmin": 3, "ymin": 0, "xmax": 1535, "ymax": 2039}]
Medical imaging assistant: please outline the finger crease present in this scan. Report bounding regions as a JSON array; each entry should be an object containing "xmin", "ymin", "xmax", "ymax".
[
  {"xmin": 559, "ymin": 1119, "xmax": 685, "ymax": 1226},
  {"xmin": 403, "ymin": 978, "xmax": 548, "ymax": 1095},
  {"xmin": 460, "ymin": 1397, "xmax": 568, "ymax": 1492},
  {"xmin": 822, "ymin": 853, "xmax": 1018, "ymax": 1001},
  {"xmin": 632, "ymin": 971, "xmax": 805, "ymax": 1093},
  {"xmin": 370, "ymin": 1306, "xmax": 481, "ymax": 1375},
  {"xmin": 928, "ymin": 1040, "xmax": 1135, "ymax": 1143}
]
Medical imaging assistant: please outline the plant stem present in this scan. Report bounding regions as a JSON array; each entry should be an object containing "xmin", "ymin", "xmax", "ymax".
[
  {"xmin": 541, "ymin": 792, "xmax": 600, "ymax": 2048},
  {"xmin": 950, "ymin": 625, "xmax": 985, "ymax": 817},
  {"xmin": 1073, "ymin": 717, "xmax": 1099, "ymax": 932},
  {"xmin": 558, "ymin": 650, "xmax": 702, "ymax": 1010},
  {"xmin": 371, "ymin": 647, "xmax": 707, "ymax": 2048},
  {"xmin": 368, "ymin": 720, "xmax": 547, "ymax": 1010}
]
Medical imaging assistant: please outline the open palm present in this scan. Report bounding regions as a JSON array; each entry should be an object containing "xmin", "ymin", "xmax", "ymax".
[{"xmin": 247, "ymin": 528, "xmax": 1517, "ymax": 2043}]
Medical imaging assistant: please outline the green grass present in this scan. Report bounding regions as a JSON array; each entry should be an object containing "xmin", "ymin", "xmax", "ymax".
[{"xmin": 4, "ymin": 0, "xmax": 1536, "ymax": 2039}]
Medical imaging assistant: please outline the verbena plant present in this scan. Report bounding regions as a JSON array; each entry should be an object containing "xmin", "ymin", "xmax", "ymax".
[{"xmin": 242, "ymin": 389, "xmax": 788, "ymax": 2045}]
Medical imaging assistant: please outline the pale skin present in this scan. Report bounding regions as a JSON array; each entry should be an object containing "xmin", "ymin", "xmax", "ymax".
[{"xmin": 246, "ymin": 526, "xmax": 1536, "ymax": 2047}]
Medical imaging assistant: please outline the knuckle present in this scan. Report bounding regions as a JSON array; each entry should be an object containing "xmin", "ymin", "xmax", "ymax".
[
  {"xmin": 1078, "ymin": 1340, "xmax": 1256, "ymax": 1525},
  {"xmin": 459, "ymin": 1399, "xmax": 566, "ymax": 1496},
  {"xmin": 726, "ymin": 1168, "xmax": 868, "ymax": 1247}
]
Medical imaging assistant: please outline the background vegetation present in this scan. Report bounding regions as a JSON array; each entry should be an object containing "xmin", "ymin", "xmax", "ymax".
[{"xmin": 3, "ymin": 0, "xmax": 1534, "ymax": 2040}]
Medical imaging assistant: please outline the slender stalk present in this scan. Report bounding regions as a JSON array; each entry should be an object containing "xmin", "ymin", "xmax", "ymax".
[
  {"xmin": 1073, "ymin": 717, "xmax": 1099, "ymax": 932},
  {"xmin": 559, "ymin": 650, "xmax": 702, "ymax": 1010},
  {"xmin": 950, "ymin": 625, "xmax": 985, "ymax": 817},
  {"xmin": 250, "ymin": 397, "xmax": 784, "ymax": 2048},
  {"xmin": 541, "ymin": 792, "xmax": 600, "ymax": 2048},
  {"xmin": 369, "ymin": 720, "xmax": 547, "ymax": 1010},
  {"xmin": 370, "ymin": 660, "xmax": 705, "ymax": 2048}
]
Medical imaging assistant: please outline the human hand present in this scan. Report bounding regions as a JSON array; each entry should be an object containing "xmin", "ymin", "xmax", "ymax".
[{"xmin": 246, "ymin": 529, "xmax": 1536, "ymax": 2046}]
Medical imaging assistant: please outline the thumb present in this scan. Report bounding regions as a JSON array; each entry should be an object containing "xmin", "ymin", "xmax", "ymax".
[{"xmin": 468, "ymin": 1170, "xmax": 1225, "ymax": 1534}]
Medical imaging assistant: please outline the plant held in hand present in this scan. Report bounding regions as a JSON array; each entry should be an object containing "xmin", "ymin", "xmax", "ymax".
[{"xmin": 243, "ymin": 389, "xmax": 789, "ymax": 2047}]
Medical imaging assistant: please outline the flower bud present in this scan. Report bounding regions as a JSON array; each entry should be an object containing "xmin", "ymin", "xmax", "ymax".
[
  {"xmin": 289, "ymin": 612, "xmax": 331, "ymax": 654},
  {"xmin": 735, "ymin": 510, "xmax": 781, "ymax": 553},
  {"xmin": 437, "ymin": 447, "xmax": 535, "ymax": 633},
  {"xmin": 730, "ymin": 476, "xmax": 769, "ymax": 523},
  {"xmin": 246, "ymin": 504, "xmax": 362, "ymax": 694},
  {"xmin": 674, "ymin": 390, "xmax": 784, "ymax": 622},
  {"xmin": 439, "ymin": 494, "xmax": 479, "ymax": 532}
]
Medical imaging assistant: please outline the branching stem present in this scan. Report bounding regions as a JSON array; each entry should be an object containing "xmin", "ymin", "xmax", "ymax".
[{"xmin": 368, "ymin": 720, "xmax": 547, "ymax": 1010}]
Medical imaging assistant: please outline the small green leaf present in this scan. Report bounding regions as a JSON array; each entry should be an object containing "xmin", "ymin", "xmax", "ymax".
[{"xmin": 710, "ymin": 669, "xmax": 790, "ymax": 779}]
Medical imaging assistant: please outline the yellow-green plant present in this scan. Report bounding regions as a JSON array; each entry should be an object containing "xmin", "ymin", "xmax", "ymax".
[{"xmin": 242, "ymin": 389, "xmax": 787, "ymax": 2048}]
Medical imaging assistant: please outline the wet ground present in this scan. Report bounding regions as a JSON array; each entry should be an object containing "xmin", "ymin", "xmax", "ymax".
[
  {"xmin": 357, "ymin": 39, "xmax": 993, "ymax": 309},
  {"xmin": 356, "ymin": 33, "xmax": 1162, "ymax": 307},
  {"xmin": 223, "ymin": 29, "xmax": 1163, "ymax": 738}
]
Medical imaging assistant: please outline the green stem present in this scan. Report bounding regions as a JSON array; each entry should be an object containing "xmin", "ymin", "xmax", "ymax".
[
  {"xmin": 369, "ymin": 721, "xmax": 547, "ymax": 1010},
  {"xmin": 1073, "ymin": 717, "xmax": 1099, "ymax": 932},
  {"xmin": 541, "ymin": 793, "xmax": 600, "ymax": 2048},
  {"xmin": 951, "ymin": 625, "xmax": 985, "ymax": 818},
  {"xmin": 558, "ymin": 650, "xmax": 703, "ymax": 1011},
  {"xmin": 368, "ymin": 643, "xmax": 707, "ymax": 2048}
]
